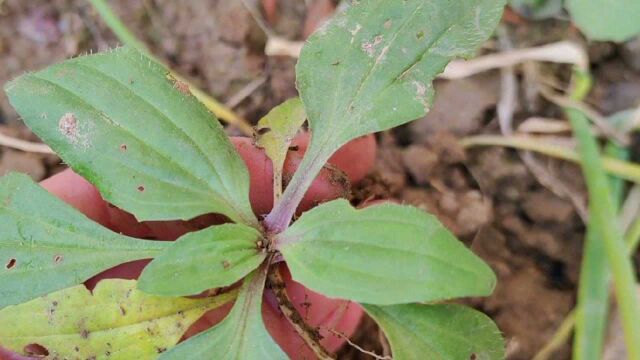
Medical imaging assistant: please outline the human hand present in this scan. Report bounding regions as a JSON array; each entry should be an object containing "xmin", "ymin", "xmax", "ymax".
[{"xmin": 4, "ymin": 132, "xmax": 376, "ymax": 359}]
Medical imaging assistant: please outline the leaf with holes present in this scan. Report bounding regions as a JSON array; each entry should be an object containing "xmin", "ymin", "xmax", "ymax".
[
  {"xmin": 160, "ymin": 265, "xmax": 286, "ymax": 360},
  {"xmin": 5, "ymin": 46, "xmax": 257, "ymax": 227},
  {"xmin": 0, "ymin": 173, "xmax": 170, "ymax": 309},
  {"xmin": 567, "ymin": 0, "xmax": 640, "ymax": 42},
  {"xmin": 276, "ymin": 199, "xmax": 496, "ymax": 305},
  {"xmin": 0, "ymin": 279, "xmax": 236, "ymax": 359},
  {"xmin": 255, "ymin": 97, "xmax": 306, "ymax": 199},
  {"xmin": 364, "ymin": 303, "xmax": 505, "ymax": 360},
  {"xmin": 138, "ymin": 224, "xmax": 266, "ymax": 297}
]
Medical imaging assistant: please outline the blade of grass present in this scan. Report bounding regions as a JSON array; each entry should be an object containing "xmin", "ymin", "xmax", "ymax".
[
  {"xmin": 573, "ymin": 142, "xmax": 627, "ymax": 360},
  {"xmin": 532, "ymin": 310, "xmax": 577, "ymax": 360},
  {"xmin": 626, "ymin": 216, "xmax": 640, "ymax": 254},
  {"xmin": 460, "ymin": 135, "xmax": 640, "ymax": 184},
  {"xmin": 568, "ymin": 70, "xmax": 640, "ymax": 360},
  {"xmin": 88, "ymin": 0, "xmax": 254, "ymax": 136}
]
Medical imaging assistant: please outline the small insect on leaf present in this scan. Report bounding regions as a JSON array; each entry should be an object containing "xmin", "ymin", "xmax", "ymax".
[
  {"xmin": 255, "ymin": 97, "xmax": 307, "ymax": 201},
  {"xmin": 0, "ymin": 279, "xmax": 237, "ymax": 359},
  {"xmin": 160, "ymin": 264, "xmax": 287, "ymax": 360},
  {"xmin": 363, "ymin": 303, "xmax": 505, "ymax": 360},
  {"xmin": 0, "ymin": 173, "xmax": 170, "ymax": 309}
]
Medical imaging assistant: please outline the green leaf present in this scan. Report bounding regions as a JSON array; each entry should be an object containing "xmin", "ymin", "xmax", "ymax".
[
  {"xmin": 265, "ymin": 0, "xmax": 506, "ymax": 232},
  {"xmin": 297, "ymin": 0, "xmax": 505, "ymax": 154},
  {"xmin": 161, "ymin": 265, "xmax": 286, "ymax": 360},
  {"xmin": 0, "ymin": 279, "xmax": 236, "ymax": 359},
  {"xmin": 138, "ymin": 224, "xmax": 266, "ymax": 297},
  {"xmin": 5, "ymin": 46, "xmax": 257, "ymax": 227},
  {"xmin": 0, "ymin": 172, "xmax": 169, "ymax": 309},
  {"xmin": 255, "ymin": 97, "xmax": 306, "ymax": 200},
  {"xmin": 276, "ymin": 199, "xmax": 496, "ymax": 305},
  {"xmin": 567, "ymin": 0, "xmax": 640, "ymax": 42},
  {"xmin": 363, "ymin": 303, "xmax": 505, "ymax": 360},
  {"xmin": 508, "ymin": 0, "xmax": 563, "ymax": 19}
]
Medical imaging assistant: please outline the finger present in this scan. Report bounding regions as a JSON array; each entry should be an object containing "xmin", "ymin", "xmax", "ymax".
[
  {"xmin": 40, "ymin": 170, "xmax": 113, "ymax": 229},
  {"xmin": 291, "ymin": 132, "xmax": 377, "ymax": 184},
  {"xmin": 185, "ymin": 264, "xmax": 363, "ymax": 359},
  {"xmin": 40, "ymin": 169, "xmax": 154, "ymax": 238},
  {"xmin": 263, "ymin": 264, "xmax": 363, "ymax": 356}
]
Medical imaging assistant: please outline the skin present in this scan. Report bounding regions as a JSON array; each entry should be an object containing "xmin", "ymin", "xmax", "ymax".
[{"xmin": 3, "ymin": 132, "xmax": 376, "ymax": 360}]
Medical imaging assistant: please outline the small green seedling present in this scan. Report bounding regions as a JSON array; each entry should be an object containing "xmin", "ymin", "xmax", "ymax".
[{"xmin": 0, "ymin": 1, "xmax": 507, "ymax": 359}]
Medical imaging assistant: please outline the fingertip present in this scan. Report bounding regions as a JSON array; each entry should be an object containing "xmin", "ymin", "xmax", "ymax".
[
  {"xmin": 40, "ymin": 169, "xmax": 112, "ymax": 228},
  {"xmin": 292, "ymin": 132, "xmax": 377, "ymax": 183},
  {"xmin": 329, "ymin": 134, "xmax": 377, "ymax": 184}
]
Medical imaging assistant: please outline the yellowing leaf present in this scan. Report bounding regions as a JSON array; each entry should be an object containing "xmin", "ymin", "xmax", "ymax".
[
  {"xmin": 255, "ymin": 98, "xmax": 306, "ymax": 200},
  {"xmin": 0, "ymin": 279, "xmax": 236, "ymax": 360}
]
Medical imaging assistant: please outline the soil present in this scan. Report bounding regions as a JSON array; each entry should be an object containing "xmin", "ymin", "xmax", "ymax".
[{"xmin": 1, "ymin": 1, "xmax": 639, "ymax": 359}]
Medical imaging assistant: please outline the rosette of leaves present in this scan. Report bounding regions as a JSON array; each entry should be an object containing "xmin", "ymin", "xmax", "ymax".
[{"xmin": 0, "ymin": 0, "xmax": 507, "ymax": 359}]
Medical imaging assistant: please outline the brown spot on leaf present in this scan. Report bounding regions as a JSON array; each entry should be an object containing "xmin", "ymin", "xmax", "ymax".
[
  {"xmin": 5, "ymin": 258, "xmax": 16, "ymax": 269},
  {"xmin": 59, "ymin": 113, "xmax": 78, "ymax": 138},
  {"xmin": 24, "ymin": 344, "xmax": 48, "ymax": 356},
  {"xmin": 120, "ymin": 144, "xmax": 128, "ymax": 152},
  {"xmin": 156, "ymin": 347, "xmax": 167, "ymax": 354},
  {"xmin": 416, "ymin": 30, "xmax": 425, "ymax": 39},
  {"xmin": 137, "ymin": 185, "xmax": 145, "ymax": 192},
  {"xmin": 167, "ymin": 74, "xmax": 191, "ymax": 95},
  {"xmin": 80, "ymin": 329, "xmax": 89, "ymax": 339},
  {"xmin": 53, "ymin": 254, "xmax": 63, "ymax": 264},
  {"xmin": 362, "ymin": 35, "xmax": 383, "ymax": 57},
  {"xmin": 256, "ymin": 127, "xmax": 271, "ymax": 135},
  {"xmin": 119, "ymin": 305, "xmax": 127, "ymax": 316},
  {"xmin": 470, "ymin": 353, "xmax": 477, "ymax": 360},
  {"xmin": 222, "ymin": 260, "xmax": 231, "ymax": 269}
]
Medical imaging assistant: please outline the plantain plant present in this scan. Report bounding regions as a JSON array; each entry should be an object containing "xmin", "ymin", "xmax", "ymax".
[{"xmin": 0, "ymin": 0, "xmax": 507, "ymax": 359}]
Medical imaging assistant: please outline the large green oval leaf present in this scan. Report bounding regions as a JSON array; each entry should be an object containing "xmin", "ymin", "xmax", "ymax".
[
  {"xmin": 4, "ymin": 46, "xmax": 257, "ymax": 227},
  {"xmin": 567, "ymin": 0, "xmax": 640, "ymax": 42},
  {"xmin": 0, "ymin": 173, "xmax": 169, "ymax": 309},
  {"xmin": 276, "ymin": 199, "xmax": 496, "ymax": 305},
  {"xmin": 138, "ymin": 224, "xmax": 266, "ymax": 297},
  {"xmin": 363, "ymin": 303, "xmax": 505, "ymax": 360},
  {"xmin": 161, "ymin": 265, "xmax": 286, "ymax": 360},
  {"xmin": 0, "ymin": 279, "xmax": 236, "ymax": 359},
  {"xmin": 297, "ymin": 0, "xmax": 505, "ymax": 153}
]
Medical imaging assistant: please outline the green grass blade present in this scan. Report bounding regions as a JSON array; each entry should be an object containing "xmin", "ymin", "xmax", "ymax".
[
  {"xmin": 568, "ymin": 97, "xmax": 640, "ymax": 359},
  {"xmin": 573, "ymin": 143, "xmax": 627, "ymax": 360}
]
